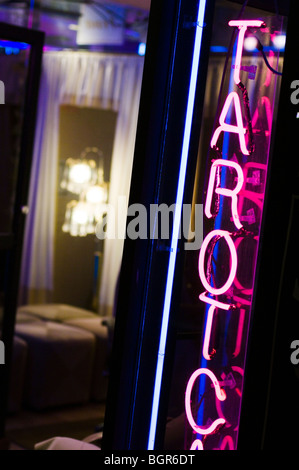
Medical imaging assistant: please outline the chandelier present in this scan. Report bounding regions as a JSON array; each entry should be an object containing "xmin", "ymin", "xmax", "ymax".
[{"xmin": 61, "ymin": 147, "xmax": 109, "ymax": 237}]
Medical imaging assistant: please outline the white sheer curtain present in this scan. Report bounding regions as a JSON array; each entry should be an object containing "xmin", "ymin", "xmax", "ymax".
[{"xmin": 20, "ymin": 51, "xmax": 144, "ymax": 314}]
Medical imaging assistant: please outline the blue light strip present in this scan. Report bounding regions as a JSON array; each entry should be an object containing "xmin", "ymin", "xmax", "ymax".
[
  {"xmin": 0, "ymin": 40, "xmax": 29, "ymax": 50},
  {"xmin": 147, "ymin": 0, "xmax": 208, "ymax": 450}
]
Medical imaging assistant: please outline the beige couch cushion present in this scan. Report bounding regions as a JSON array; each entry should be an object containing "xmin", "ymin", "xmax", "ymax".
[
  {"xmin": 17, "ymin": 304, "xmax": 97, "ymax": 323},
  {"xmin": 64, "ymin": 317, "xmax": 110, "ymax": 402},
  {"xmin": 15, "ymin": 321, "xmax": 96, "ymax": 410},
  {"xmin": 8, "ymin": 336, "xmax": 28, "ymax": 413}
]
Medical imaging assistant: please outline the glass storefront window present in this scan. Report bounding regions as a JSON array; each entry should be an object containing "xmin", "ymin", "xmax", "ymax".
[{"xmin": 162, "ymin": 1, "xmax": 287, "ymax": 451}]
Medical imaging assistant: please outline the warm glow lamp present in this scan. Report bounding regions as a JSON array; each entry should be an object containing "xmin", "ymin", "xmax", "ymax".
[
  {"xmin": 62, "ymin": 200, "xmax": 95, "ymax": 237},
  {"xmin": 61, "ymin": 147, "xmax": 109, "ymax": 237},
  {"xmin": 60, "ymin": 158, "xmax": 98, "ymax": 195}
]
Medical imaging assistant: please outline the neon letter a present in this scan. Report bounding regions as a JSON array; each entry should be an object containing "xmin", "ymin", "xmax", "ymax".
[{"xmin": 211, "ymin": 91, "xmax": 249, "ymax": 156}]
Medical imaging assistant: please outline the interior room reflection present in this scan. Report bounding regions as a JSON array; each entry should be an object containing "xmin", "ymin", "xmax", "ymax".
[{"xmin": 0, "ymin": 0, "xmax": 149, "ymax": 450}]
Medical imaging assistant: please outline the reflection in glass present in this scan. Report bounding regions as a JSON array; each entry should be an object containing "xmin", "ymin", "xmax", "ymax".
[
  {"xmin": 0, "ymin": 41, "xmax": 30, "ymax": 317},
  {"xmin": 0, "ymin": 41, "xmax": 30, "ymax": 234}
]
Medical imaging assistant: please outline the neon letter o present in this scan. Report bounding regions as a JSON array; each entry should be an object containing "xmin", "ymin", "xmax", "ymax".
[{"xmin": 198, "ymin": 229, "xmax": 237, "ymax": 296}]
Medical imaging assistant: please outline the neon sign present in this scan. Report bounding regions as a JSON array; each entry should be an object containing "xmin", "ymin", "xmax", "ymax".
[
  {"xmin": 210, "ymin": 92, "xmax": 250, "ymax": 156},
  {"xmin": 205, "ymin": 160, "xmax": 245, "ymax": 229},
  {"xmin": 185, "ymin": 368, "xmax": 226, "ymax": 435},
  {"xmin": 184, "ymin": 18, "xmax": 279, "ymax": 450}
]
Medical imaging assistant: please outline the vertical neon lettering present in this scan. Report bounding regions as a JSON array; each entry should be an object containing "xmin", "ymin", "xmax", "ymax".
[
  {"xmin": 205, "ymin": 159, "xmax": 244, "ymax": 229},
  {"xmin": 199, "ymin": 292, "xmax": 231, "ymax": 360},
  {"xmin": 210, "ymin": 92, "xmax": 249, "ymax": 155},
  {"xmin": 228, "ymin": 20, "xmax": 265, "ymax": 85},
  {"xmin": 184, "ymin": 17, "xmax": 273, "ymax": 450},
  {"xmin": 198, "ymin": 229, "xmax": 238, "ymax": 296},
  {"xmin": 185, "ymin": 368, "xmax": 226, "ymax": 435},
  {"xmin": 190, "ymin": 440, "xmax": 203, "ymax": 450}
]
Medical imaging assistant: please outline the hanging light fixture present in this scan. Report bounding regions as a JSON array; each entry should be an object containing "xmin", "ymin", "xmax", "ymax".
[
  {"xmin": 61, "ymin": 147, "xmax": 109, "ymax": 237},
  {"xmin": 62, "ymin": 200, "xmax": 94, "ymax": 237},
  {"xmin": 85, "ymin": 164, "xmax": 108, "ymax": 203},
  {"xmin": 60, "ymin": 147, "xmax": 103, "ymax": 195}
]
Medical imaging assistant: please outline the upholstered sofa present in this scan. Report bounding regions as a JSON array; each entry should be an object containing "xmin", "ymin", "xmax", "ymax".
[{"xmin": 9, "ymin": 304, "xmax": 114, "ymax": 412}]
